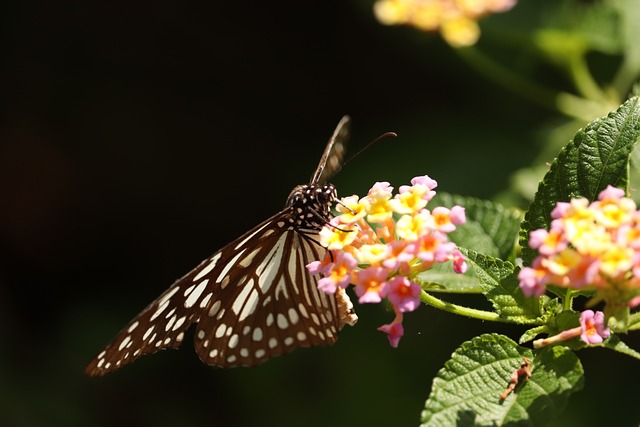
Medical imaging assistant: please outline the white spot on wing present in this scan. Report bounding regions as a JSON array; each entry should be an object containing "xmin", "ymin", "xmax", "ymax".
[
  {"xmin": 215, "ymin": 324, "xmax": 227, "ymax": 338},
  {"xmin": 118, "ymin": 335, "xmax": 131, "ymax": 351},
  {"xmin": 208, "ymin": 300, "xmax": 222, "ymax": 317},
  {"xmin": 183, "ymin": 284, "xmax": 195, "ymax": 297},
  {"xmin": 127, "ymin": 321, "xmax": 139, "ymax": 333},
  {"xmin": 157, "ymin": 286, "xmax": 180, "ymax": 308},
  {"xmin": 277, "ymin": 313, "xmax": 289, "ymax": 329},
  {"xmin": 143, "ymin": 326, "xmax": 155, "ymax": 340},
  {"xmin": 172, "ymin": 315, "xmax": 187, "ymax": 331},
  {"xmin": 217, "ymin": 249, "xmax": 246, "ymax": 282},
  {"xmin": 150, "ymin": 300, "xmax": 170, "ymax": 321},
  {"xmin": 231, "ymin": 279, "xmax": 254, "ymax": 315},
  {"xmin": 199, "ymin": 292, "xmax": 213, "ymax": 308},
  {"xmin": 185, "ymin": 279, "xmax": 209, "ymax": 308},
  {"xmin": 193, "ymin": 253, "xmax": 221, "ymax": 282},
  {"xmin": 234, "ymin": 221, "xmax": 272, "ymax": 250},
  {"xmin": 228, "ymin": 334, "xmax": 239, "ymax": 349},
  {"xmin": 288, "ymin": 308, "xmax": 299, "ymax": 325},
  {"xmin": 239, "ymin": 288, "xmax": 259, "ymax": 321}
]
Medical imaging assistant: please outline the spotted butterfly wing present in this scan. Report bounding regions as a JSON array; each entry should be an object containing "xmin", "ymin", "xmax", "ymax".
[{"xmin": 85, "ymin": 116, "xmax": 357, "ymax": 376}]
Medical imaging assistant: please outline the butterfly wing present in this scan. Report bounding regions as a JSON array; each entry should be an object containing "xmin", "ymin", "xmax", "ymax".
[
  {"xmin": 85, "ymin": 209, "xmax": 344, "ymax": 376},
  {"xmin": 310, "ymin": 115, "xmax": 350, "ymax": 185},
  {"xmin": 86, "ymin": 116, "xmax": 357, "ymax": 376},
  {"xmin": 194, "ymin": 225, "xmax": 342, "ymax": 367}
]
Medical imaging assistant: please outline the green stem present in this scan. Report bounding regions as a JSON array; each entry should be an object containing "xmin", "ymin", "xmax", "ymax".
[
  {"xmin": 420, "ymin": 290, "xmax": 512, "ymax": 323},
  {"xmin": 568, "ymin": 53, "xmax": 606, "ymax": 101},
  {"xmin": 454, "ymin": 46, "xmax": 611, "ymax": 121},
  {"xmin": 563, "ymin": 289, "xmax": 574, "ymax": 311}
]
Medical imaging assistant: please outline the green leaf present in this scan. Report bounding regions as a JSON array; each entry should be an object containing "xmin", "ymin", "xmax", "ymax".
[
  {"xmin": 421, "ymin": 334, "xmax": 584, "ymax": 427},
  {"xmin": 418, "ymin": 262, "xmax": 483, "ymax": 293},
  {"xmin": 519, "ymin": 325, "xmax": 548, "ymax": 344},
  {"xmin": 431, "ymin": 193, "xmax": 522, "ymax": 260},
  {"xmin": 520, "ymin": 96, "xmax": 640, "ymax": 264},
  {"xmin": 460, "ymin": 248, "xmax": 541, "ymax": 324},
  {"xmin": 600, "ymin": 335, "xmax": 640, "ymax": 360}
]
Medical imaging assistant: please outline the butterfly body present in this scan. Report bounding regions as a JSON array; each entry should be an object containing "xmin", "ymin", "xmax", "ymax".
[{"xmin": 86, "ymin": 116, "xmax": 357, "ymax": 376}]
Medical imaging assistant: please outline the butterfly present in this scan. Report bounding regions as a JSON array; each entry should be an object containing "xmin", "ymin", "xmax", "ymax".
[{"xmin": 85, "ymin": 116, "xmax": 358, "ymax": 376}]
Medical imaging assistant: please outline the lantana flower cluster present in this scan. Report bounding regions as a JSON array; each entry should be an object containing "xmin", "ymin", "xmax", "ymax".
[
  {"xmin": 306, "ymin": 176, "xmax": 467, "ymax": 347},
  {"xmin": 373, "ymin": 0, "xmax": 517, "ymax": 47},
  {"xmin": 519, "ymin": 185, "xmax": 640, "ymax": 312}
]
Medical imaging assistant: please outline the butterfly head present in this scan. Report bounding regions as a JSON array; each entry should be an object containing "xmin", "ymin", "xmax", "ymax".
[{"xmin": 286, "ymin": 183, "xmax": 337, "ymax": 230}]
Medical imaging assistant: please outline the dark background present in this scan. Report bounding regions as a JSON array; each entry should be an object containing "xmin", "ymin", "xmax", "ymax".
[{"xmin": 1, "ymin": 1, "xmax": 638, "ymax": 426}]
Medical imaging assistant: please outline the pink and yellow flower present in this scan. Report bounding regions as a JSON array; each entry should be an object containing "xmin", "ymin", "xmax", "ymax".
[
  {"xmin": 307, "ymin": 175, "xmax": 467, "ymax": 348},
  {"xmin": 519, "ymin": 185, "xmax": 640, "ymax": 312},
  {"xmin": 579, "ymin": 310, "xmax": 610, "ymax": 344},
  {"xmin": 373, "ymin": 0, "xmax": 517, "ymax": 47}
]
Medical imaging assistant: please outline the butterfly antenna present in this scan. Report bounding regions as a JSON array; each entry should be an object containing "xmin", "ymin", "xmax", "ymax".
[
  {"xmin": 334, "ymin": 198, "xmax": 357, "ymax": 216},
  {"xmin": 341, "ymin": 130, "xmax": 397, "ymax": 171}
]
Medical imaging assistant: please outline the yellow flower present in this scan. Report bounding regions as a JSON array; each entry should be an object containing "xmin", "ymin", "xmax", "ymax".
[
  {"xmin": 337, "ymin": 195, "xmax": 370, "ymax": 224},
  {"xmin": 543, "ymin": 248, "xmax": 581, "ymax": 276},
  {"xmin": 355, "ymin": 243, "xmax": 390, "ymax": 265},
  {"xmin": 366, "ymin": 183, "xmax": 394, "ymax": 223},
  {"xmin": 570, "ymin": 226, "xmax": 612, "ymax": 256},
  {"xmin": 396, "ymin": 212, "xmax": 429, "ymax": 241},
  {"xmin": 319, "ymin": 220, "xmax": 357, "ymax": 250},
  {"xmin": 440, "ymin": 13, "xmax": 480, "ymax": 47},
  {"xmin": 411, "ymin": 3, "xmax": 445, "ymax": 31},
  {"xmin": 389, "ymin": 187, "xmax": 429, "ymax": 214},
  {"xmin": 373, "ymin": 0, "xmax": 412, "ymax": 25},
  {"xmin": 599, "ymin": 244, "xmax": 634, "ymax": 279},
  {"xmin": 594, "ymin": 197, "xmax": 636, "ymax": 229}
]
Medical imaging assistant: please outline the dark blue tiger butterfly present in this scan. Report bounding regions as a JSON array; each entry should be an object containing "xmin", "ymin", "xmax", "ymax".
[{"xmin": 86, "ymin": 116, "xmax": 358, "ymax": 376}]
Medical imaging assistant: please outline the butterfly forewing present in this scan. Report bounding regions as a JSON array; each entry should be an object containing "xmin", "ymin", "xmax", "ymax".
[
  {"xmin": 86, "ymin": 117, "xmax": 356, "ymax": 376},
  {"xmin": 311, "ymin": 115, "xmax": 350, "ymax": 185}
]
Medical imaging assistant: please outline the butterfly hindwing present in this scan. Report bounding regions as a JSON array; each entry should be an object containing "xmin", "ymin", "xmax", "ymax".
[{"xmin": 194, "ymin": 227, "xmax": 341, "ymax": 367}]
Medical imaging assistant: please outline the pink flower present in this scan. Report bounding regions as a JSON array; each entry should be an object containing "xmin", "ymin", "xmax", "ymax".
[
  {"xmin": 377, "ymin": 316, "xmax": 404, "ymax": 348},
  {"xmin": 550, "ymin": 202, "xmax": 571, "ymax": 219},
  {"xmin": 579, "ymin": 310, "xmax": 610, "ymax": 344},
  {"xmin": 410, "ymin": 175, "xmax": 437, "ymax": 192},
  {"xmin": 382, "ymin": 240, "xmax": 415, "ymax": 274},
  {"xmin": 518, "ymin": 265, "xmax": 547, "ymax": 297},
  {"xmin": 316, "ymin": 251, "xmax": 357, "ymax": 294},
  {"xmin": 415, "ymin": 231, "xmax": 451, "ymax": 263},
  {"xmin": 353, "ymin": 267, "xmax": 390, "ymax": 303},
  {"xmin": 529, "ymin": 227, "xmax": 567, "ymax": 256},
  {"xmin": 306, "ymin": 254, "xmax": 332, "ymax": 276},
  {"xmin": 367, "ymin": 181, "xmax": 394, "ymax": 197},
  {"xmin": 598, "ymin": 185, "xmax": 625, "ymax": 201},
  {"xmin": 451, "ymin": 249, "xmax": 468, "ymax": 274},
  {"xmin": 449, "ymin": 205, "xmax": 466, "ymax": 225},
  {"xmin": 628, "ymin": 296, "xmax": 640, "ymax": 308},
  {"xmin": 387, "ymin": 276, "xmax": 421, "ymax": 312},
  {"xmin": 430, "ymin": 207, "xmax": 458, "ymax": 233}
]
